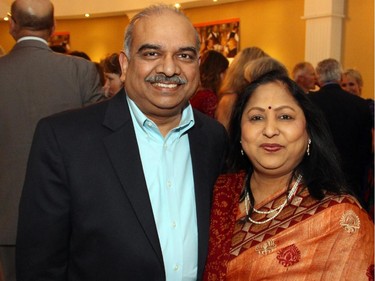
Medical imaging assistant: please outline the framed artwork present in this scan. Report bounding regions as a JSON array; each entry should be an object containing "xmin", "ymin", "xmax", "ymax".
[{"xmin": 194, "ymin": 18, "xmax": 239, "ymax": 59}]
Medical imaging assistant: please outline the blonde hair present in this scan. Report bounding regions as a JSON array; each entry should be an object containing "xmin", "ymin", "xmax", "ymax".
[
  {"xmin": 244, "ymin": 57, "xmax": 288, "ymax": 83},
  {"xmin": 218, "ymin": 47, "xmax": 268, "ymax": 98},
  {"xmin": 343, "ymin": 68, "xmax": 363, "ymax": 88}
]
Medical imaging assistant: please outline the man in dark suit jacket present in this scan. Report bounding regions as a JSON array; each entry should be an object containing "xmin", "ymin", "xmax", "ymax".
[
  {"xmin": 0, "ymin": 1, "xmax": 103, "ymax": 280},
  {"xmin": 16, "ymin": 4, "xmax": 228, "ymax": 281},
  {"xmin": 309, "ymin": 58, "xmax": 372, "ymax": 203}
]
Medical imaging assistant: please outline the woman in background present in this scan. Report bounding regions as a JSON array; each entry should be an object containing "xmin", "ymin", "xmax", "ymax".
[
  {"xmin": 243, "ymin": 56, "xmax": 288, "ymax": 83},
  {"xmin": 215, "ymin": 47, "xmax": 268, "ymax": 130},
  {"xmin": 190, "ymin": 50, "xmax": 229, "ymax": 118},
  {"xmin": 341, "ymin": 68, "xmax": 363, "ymax": 96},
  {"xmin": 101, "ymin": 53, "xmax": 123, "ymax": 98}
]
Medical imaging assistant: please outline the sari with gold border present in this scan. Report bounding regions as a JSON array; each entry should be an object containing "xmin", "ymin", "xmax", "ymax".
[{"xmin": 203, "ymin": 171, "xmax": 374, "ymax": 281}]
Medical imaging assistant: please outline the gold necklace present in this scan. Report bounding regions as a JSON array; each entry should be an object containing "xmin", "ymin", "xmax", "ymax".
[{"xmin": 245, "ymin": 174, "xmax": 302, "ymax": 225}]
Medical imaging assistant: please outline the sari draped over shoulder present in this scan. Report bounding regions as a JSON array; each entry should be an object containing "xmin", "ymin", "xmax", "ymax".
[{"xmin": 203, "ymin": 172, "xmax": 374, "ymax": 281}]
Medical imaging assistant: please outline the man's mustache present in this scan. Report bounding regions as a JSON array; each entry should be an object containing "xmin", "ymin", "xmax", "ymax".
[{"xmin": 145, "ymin": 74, "xmax": 187, "ymax": 84}]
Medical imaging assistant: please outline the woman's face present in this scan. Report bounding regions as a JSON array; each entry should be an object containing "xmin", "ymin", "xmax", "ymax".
[
  {"xmin": 240, "ymin": 81, "xmax": 309, "ymax": 176},
  {"xmin": 341, "ymin": 74, "xmax": 361, "ymax": 96},
  {"xmin": 103, "ymin": 72, "xmax": 123, "ymax": 98}
]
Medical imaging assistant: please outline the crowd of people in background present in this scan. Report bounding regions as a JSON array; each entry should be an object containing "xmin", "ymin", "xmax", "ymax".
[{"xmin": 0, "ymin": 0, "xmax": 373, "ymax": 280}]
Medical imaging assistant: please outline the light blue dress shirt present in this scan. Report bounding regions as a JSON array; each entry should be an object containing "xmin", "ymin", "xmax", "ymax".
[{"xmin": 127, "ymin": 96, "xmax": 198, "ymax": 281}]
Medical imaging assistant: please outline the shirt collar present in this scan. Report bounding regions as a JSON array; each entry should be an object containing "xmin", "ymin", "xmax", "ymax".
[
  {"xmin": 126, "ymin": 95, "xmax": 195, "ymax": 138},
  {"xmin": 17, "ymin": 36, "xmax": 48, "ymax": 45},
  {"xmin": 322, "ymin": 81, "xmax": 340, "ymax": 87}
]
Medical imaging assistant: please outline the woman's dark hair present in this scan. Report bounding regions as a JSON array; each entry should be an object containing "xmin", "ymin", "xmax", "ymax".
[
  {"xmin": 199, "ymin": 50, "xmax": 229, "ymax": 93},
  {"xmin": 69, "ymin": 51, "xmax": 91, "ymax": 61},
  {"xmin": 226, "ymin": 70, "xmax": 348, "ymax": 200},
  {"xmin": 101, "ymin": 53, "xmax": 121, "ymax": 75}
]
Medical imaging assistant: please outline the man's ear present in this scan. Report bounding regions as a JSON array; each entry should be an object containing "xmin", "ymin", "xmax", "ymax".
[
  {"xmin": 50, "ymin": 21, "xmax": 56, "ymax": 36},
  {"xmin": 46, "ymin": 24, "xmax": 56, "ymax": 41},
  {"xmin": 119, "ymin": 51, "xmax": 129, "ymax": 83},
  {"xmin": 9, "ymin": 16, "xmax": 17, "ymax": 38}
]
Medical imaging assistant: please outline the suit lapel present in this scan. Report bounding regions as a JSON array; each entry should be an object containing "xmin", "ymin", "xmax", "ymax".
[
  {"xmin": 102, "ymin": 91, "xmax": 164, "ymax": 266},
  {"xmin": 188, "ymin": 115, "xmax": 212, "ymax": 278}
]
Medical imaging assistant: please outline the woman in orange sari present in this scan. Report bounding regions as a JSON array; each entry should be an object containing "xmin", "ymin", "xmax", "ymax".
[{"xmin": 204, "ymin": 71, "xmax": 374, "ymax": 281}]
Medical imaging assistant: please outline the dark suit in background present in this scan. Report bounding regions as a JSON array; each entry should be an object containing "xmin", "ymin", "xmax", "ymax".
[
  {"xmin": 309, "ymin": 83, "xmax": 372, "ymax": 201},
  {"xmin": 0, "ymin": 4, "xmax": 103, "ymax": 278},
  {"xmin": 0, "ymin": 39, "xmax": 103, "ymax": 241}
]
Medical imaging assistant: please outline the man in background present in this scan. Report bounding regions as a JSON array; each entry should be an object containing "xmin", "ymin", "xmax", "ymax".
[
  {"xmin": 292, "ymin": 61, "xmax": 318, "ymax": 93},
  {"xmin": 308, "ymin": 58, "xmax": 372, "ymax": 205},
  {"xmin": 16, "ymin": 4, "xmax": 227, "ymax": 280},
  {"xmin": 0, "ymin": 0, "xmax": 103, "ymax": 280}
]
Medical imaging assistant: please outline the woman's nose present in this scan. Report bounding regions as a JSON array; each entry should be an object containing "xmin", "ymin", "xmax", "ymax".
[{"xmin": 262, "ymin": 119, "xmax": 280, "ymax": 137}]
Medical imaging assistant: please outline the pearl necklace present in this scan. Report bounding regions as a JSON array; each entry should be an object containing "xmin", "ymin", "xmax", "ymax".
[{"xmin": 244, "ymin": 174, "xmax": 302, "ymax": 225}]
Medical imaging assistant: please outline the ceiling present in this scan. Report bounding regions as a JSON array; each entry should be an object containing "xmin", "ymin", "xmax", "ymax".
[{"xmin": 1, "ymin": 0, "xmax": 243, "ymax": 20}]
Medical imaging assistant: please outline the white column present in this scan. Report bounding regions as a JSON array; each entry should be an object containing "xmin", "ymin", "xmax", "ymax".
[{"xmin": 303, "ymin": 0, "xmax": 345, "ymax": 66}]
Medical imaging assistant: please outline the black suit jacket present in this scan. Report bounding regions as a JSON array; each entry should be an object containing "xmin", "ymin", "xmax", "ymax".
[
  {"xmin": 16, "ymin": 90, "xmax": 228, "ymax": 280},
  {"xmin": 308, "ymin": 84, "xmax": 372, "ymax": 198}
]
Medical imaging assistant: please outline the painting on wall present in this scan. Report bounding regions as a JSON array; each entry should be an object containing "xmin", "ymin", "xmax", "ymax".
[
  {"xmin": 48, "ymin": 31, "xmax": 70, "ymax": 53},
  {"xmin": 194, "ymin": 18, "xmax": 239, "ymax": 59}
]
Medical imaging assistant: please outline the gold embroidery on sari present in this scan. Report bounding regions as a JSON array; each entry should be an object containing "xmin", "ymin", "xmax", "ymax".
[
  {"xmin": 255, "ymin": 239, "xmax": 276, "ymax": 255},
  {"xmin": 340, "ymin": 210, "xmax": 360, "ymax": 233}
]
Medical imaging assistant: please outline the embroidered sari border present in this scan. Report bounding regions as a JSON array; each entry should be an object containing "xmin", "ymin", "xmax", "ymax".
[{"xmin": 230, "ymin": 191, "xmax": 358, "ymax": 258}]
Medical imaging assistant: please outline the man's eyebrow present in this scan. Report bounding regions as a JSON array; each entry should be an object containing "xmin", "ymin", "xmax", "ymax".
[
  {"xmin": 137, "ymin": 44, "xmax": 198, "ymax": 55},
  {"xmin": 179, "ymin": 46, "xmax": 198, "ymax": 55},
  {"xmin": 137, "ymin": 44, "xmax": 161, "ymax": 53}
]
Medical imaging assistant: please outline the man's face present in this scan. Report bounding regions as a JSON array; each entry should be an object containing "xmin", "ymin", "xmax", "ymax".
[
  {"xmin": 120, "ymin": 11, "xmax": 200, "ymax": 120},
  {"xmin": 302, "ymin": 64, "xmax": 317, "ymax": 90}
]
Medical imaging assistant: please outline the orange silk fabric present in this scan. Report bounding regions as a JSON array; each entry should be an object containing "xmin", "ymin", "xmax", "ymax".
[{"xmin": 203, "ymin": 172, "xmax": 374, "ymax": 281}]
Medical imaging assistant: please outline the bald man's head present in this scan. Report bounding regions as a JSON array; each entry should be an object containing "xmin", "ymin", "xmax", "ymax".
[{"xmin": 11, "ymin": 0, "xmax": 54, "ymax": 31}]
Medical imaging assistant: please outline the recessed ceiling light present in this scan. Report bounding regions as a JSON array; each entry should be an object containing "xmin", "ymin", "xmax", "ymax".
[
  {"xmin": 4, "ymin": 16, "xmax": 9, "ymax": 21},
  {"xmin": 174, "ymin": 3, "xmax": 181, "ymax": 9},
  {"xmin": 85, "ymin": 13, "xmax": 90, "ymax": 18}
]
